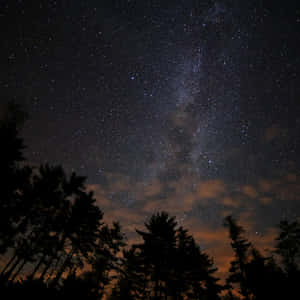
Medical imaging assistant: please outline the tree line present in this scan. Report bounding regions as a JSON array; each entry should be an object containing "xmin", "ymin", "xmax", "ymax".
[{"xmin": 0, "ymin": 103, "xmax": 299, "ymax": 299}]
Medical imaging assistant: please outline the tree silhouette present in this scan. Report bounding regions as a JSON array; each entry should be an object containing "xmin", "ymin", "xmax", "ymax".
[
  {"xmin": 224, "ymin": 216, "xmax": 289, "ymax": 300},
  {"xmin": 174, "ymin": 226, "xmax": 222, "ymax": 300},
  {"xmin": 275, "ymin": 219, "xmax": 300, "ymax": 273},
  {"xmin": 1, "ymin": 164, "xmax": 93, "ymax": 282},
  {"xmin": 110, "ymin": 247, "xmax": 149, "ymax": 300},
  {"xmin": 117, "ymin": 211, "xmax": 222, "ymax": 300},
  {"xmin": 0, "ymin": 103, "xmax": 28, "ymax": 255},
  {"xmin": 135, "ymin": 211, "xmax": 178, "ymax": 299},
  {"xmin": 50, "ymin": 188, "xmax": 104, "ymax": 287},
  {"xmin": 274, "ymin": 219, "xmax": 300, "ymax": 299},
  {"xmin": 245, "ymin": 248, "xmax": 285, "ymax": 300},
  {"xmin": 81, "ymin": 222, "xmax": 126, "ymax": 299},
  {"xmin": 60, "ymin": 272, "xmax": 99, "ymax": 300},
  {"xmin": 0, "ymin": 104, "xmax": 126, "ymax": 299},
  {"xmin": 3, "ymin": 104, "xmax": 300, "ymax": 299},
  {"xmin": 224, "ymin": 216, "xmax": 251, "ymax": 300}
]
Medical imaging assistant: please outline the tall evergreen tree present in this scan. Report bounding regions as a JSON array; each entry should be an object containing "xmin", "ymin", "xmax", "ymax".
[
  {"xmin": 275, "ymin": 219, "xmax": 300, "ymax": 273},
  {"xmin": 121, "ymin": 212, "xmax": 222, "ymax": 300},
  {"xmin": 274, "ymin": 219, "xmax": 300, "ymax": 299},
  {"xmin": 0, "ymin": 102, "xmax": 28, "ymax": 255},
  {"xmin": 224, "ymin": 216, "xmax": 251, "ymax": 300},
  {"xmin": 245, "ymin": 248, "xmax": 285, "ymax": 300},
  {"xmin": 136, "ymin": 212, "xmax": 177, "ymax": 299}
]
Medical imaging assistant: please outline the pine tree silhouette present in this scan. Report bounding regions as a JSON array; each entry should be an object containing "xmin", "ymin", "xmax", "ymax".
[
  {"xmin": 116, "ymin": 211, "xmax": 222, "ymax": 300},
  {"xmin": 224, "ymin": 216, "xmax": 251, "ymax": 300},
  {"xmin": 274, "ymin": 219, "xmax": 300, "ymax": 299}
]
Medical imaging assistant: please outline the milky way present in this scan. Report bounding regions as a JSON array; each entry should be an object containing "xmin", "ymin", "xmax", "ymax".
[{"xmin": 1, "ymin": 1, "xmax": 300, "ymax": 261}]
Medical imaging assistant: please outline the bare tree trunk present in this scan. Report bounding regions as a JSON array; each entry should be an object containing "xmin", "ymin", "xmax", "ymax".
[
  {"xmin": 2, "ymin": 230, "xmax": 41, "ymax": 281},
  {"xmin": 2, "ymin": 256, "xmax": 23, "ymax": 281},
  {"xmin": 0, "ymin": 252, "xmax": 18, "ymax": 276},
  {"xmin": 39, "ymin": 232, "xmax": 67, "ymax": 281},
  {"xmin": 50, "ymin": 248, "xmax": 75, "ymax": 287},
  {"xmin": 10, "ymin": 259, "xmax": 26, "ymax": 281},
  {"xmin": 38, "ymin": 255, "xmax": 55, "ymax": 282},
  {"xmin": 29, "ymin": 253, "xmax": 46, "ymax": 279},
  {"xmin": 46, "ymin": 254, "xmax": 63, "ymax": 284},
  {"xmin": 38, "ymin": 232, "xmax": 67, "ymax": 282}
]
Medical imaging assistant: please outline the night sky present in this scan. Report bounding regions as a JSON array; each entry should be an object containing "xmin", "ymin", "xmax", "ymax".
[{"xmin": 1, "ymin": 0, "xmax": 300, "ymax": 276}]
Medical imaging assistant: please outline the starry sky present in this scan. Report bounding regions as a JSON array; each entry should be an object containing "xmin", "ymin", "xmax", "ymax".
[{"xmin": 1, "ymin": 0, "xmax": 300, "ymax": 276}]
